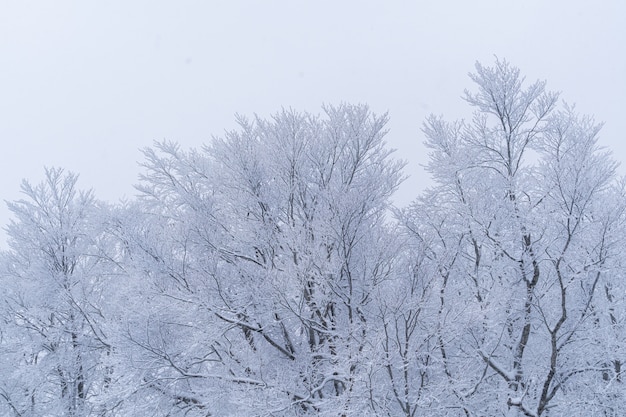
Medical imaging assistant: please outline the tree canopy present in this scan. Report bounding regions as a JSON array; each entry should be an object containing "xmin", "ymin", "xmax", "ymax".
[{"xmin": 1, "ymin": 59, "xmax": 624, "ymax": 416}]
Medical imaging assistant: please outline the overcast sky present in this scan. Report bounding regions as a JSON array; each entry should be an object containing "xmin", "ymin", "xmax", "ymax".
[{"xmin": 1, "ymin": 1, "xmax": 625, "ymax": 246}]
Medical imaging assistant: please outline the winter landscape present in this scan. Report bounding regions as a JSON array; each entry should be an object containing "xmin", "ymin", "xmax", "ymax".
[
  {"xmin": 1, "ymin": 2, "xmax": 624, "ymax": 416},
  {"xmin": 2, "ymin": 59, "xmax": 625, "ymax": 416}
]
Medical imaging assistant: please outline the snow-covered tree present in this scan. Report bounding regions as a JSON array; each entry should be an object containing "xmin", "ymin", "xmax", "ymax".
[
  {"xmin": 115, "ymin": 104, "xmax": 405, "ymax": 416},
  {"xmin": 402, "ymin": 59, "xmax": 626, "ymax": 416},
  {"xmin": 0, "ymin": 168, "xmax": 119, "ymax": 416}
]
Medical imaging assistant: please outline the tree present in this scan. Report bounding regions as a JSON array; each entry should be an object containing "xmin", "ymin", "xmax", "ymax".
[
  {"xmin": 402, "ymin": 59, "xmax": 626, "ymax": 416},
  {"xmin": 0, "ymin": 168, "xmax": 117, "ymax": 416},
  {"xmin": 114, "ymin": 104, "xmax": 405, "ymax": 416}
]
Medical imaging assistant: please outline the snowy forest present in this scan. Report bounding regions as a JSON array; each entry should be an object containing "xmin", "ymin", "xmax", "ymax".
[{"xmin": 1, "ymin": 60, "xmax": 624, "ymax": 416}]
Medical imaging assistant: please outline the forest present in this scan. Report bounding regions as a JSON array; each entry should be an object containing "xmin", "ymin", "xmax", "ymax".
[{"xmin": 1, "ymin": 59, "xmax": 624, "ymax": 416}]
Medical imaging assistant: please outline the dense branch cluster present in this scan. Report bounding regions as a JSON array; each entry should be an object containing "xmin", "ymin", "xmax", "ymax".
[{"xmin": 1, "ymin": 60, "xmax": 624, "ymax": 416}]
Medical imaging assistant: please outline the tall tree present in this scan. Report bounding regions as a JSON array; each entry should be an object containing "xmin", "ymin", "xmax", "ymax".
[
  {"xmin": 402, "ymin": 59, "xmax": 626, "ymax": 416},
  {"xmin": 0, "ymin": 168, "xmax": 116, "ymax": 416},
  {"xmin": 116, "ymin": 104, "xmax": 405, "ymax": 416}
]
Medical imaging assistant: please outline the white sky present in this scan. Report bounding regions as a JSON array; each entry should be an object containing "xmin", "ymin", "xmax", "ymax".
[{"xmin": 1, "ymin": 1, "xmax": 625, "ymax": 246}]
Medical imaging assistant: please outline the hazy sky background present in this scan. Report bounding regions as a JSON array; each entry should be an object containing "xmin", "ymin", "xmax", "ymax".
[{"xmin": 1, "ymin": 1, "xmax": 625, "ymax": 247}]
